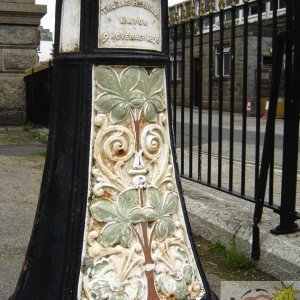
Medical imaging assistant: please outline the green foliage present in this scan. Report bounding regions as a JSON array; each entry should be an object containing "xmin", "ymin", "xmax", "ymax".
[
  {"xmin": 95, "ymin": 67, "xmax": 145, "ymax": 123},
  {"xmin": 91, "ymin": 260, "xmax": 128, "ymax": 300},
  {"xmin": 90, "ymin": 189, "xmax": 144, "ymax": 247},
  {"xmin": 158, "ymin": 274, "xmax": 188, "ymax": 299},
  {"xmin": 137, "ymin": 68, "xmax": 165, "ymax": 122},
  {"xmin": 209, "ymin": 242, "xmax": 254, "ymax": 271},
  {"xmin": 94, "ymin": 66, "xmax": 165, "ymax": 123},
  {"xmin": 90, "ymin": 187, "xmax": 179, "ymax": 246},
  {"xmin": 157, "ymin": 247, "xmax": 193, "ymax": 299},
  {"xmin": 22, "ymin": 122, "xmax": 34, "ymax": 132},
  {"xmin": 32, "ymin": 130, "xmax": 48, "ymax": 144},
  {"xmin": 224, "ymin": 248, "xmax": 254, "ymax": 270},
  {"xmin": 209, "ymin": 243, "xmax": 226, "ymax": 256},
  {"xmin": 31, "ymin": 151, "xmax": 47, "ymax": 157},
  {"xmin": 22, "ymin": 122, "xmax": 48, "ymax": 144},
  {"xmin": 143, "ymin": 187, "xmax": 178, "ymax": 240}
]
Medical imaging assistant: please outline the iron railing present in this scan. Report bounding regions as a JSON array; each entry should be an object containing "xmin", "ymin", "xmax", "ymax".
[
  {"xmin": 24, "ymin": 61, "xmax": 53, "ymax": 128},
  {"xmin": 168, "ymin": 0, "xmax": 299, "ymax": 256}
]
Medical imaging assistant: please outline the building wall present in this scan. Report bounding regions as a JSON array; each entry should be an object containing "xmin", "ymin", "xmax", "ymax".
[
  {"xmin": 169, "ymin": 1, "xmax": 286, "ymax": 113},
  {"xmin": 38, "ymin": 26, "xmax": 54, "ymax": 62},
  {"xmin": 170, "ymin": 23, "xmax": 277, "ymax": 112},
  {"xmin": 0, "ymin": 0, "xmax": 46, "ymax": 125}
]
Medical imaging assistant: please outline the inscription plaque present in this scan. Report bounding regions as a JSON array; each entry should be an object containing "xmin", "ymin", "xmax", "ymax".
[{"xmin": 99, "ymin": 0, "xmax": 162, "ymax": 51}]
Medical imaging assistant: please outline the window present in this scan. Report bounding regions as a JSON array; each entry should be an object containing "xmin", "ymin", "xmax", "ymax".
[
  {"xmin": 170, "ymin": 53, "xmax": 183, "ymax": 80},
  {"xmin": 270, "ymin": 0, "xmax": 286, "ymax": 10},
  {"xmin": 279, "ymin": 0, "xmax": 286, "ymax": 9},
  {"xmin": 249, "ymin": 2, "xmax": 266, "ymax": 16},
  {"xmin": 263, "ymin": 56, "xmax": 273, "ymax": 67},
  {"xmin": 215, "ymin": 46, "xmax": 231, "ymax": 77}
]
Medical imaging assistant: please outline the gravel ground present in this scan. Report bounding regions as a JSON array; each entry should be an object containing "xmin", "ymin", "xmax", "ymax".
[{"xmin": 0, "ymin": 127, "xmax": 46, "ymax": 300}]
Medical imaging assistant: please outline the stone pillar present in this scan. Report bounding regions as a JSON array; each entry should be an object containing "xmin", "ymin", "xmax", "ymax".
[{"xmin": 0, "ymin": 0, "xmax": 46, "ymax": 125}]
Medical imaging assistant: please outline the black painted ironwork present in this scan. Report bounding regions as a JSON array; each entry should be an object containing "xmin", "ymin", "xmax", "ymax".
[
  {"xmin": 252, "ymin": 31, "xmax": 286, "ymax": 260},
  {"xmin": 173, "ymin": 25, "xmax": 178, "ymax": 142},
  {"xmin": 168, "ymin": 0, "xmax": 299, "ymax": 247},
  {"xmin": 208, "ymin": 9, "xmax": 213, "ymax": 185},
  {"xmin": 24, "ymin": 61, "xmax": 53, "ymax": 128},
  {"xmin": 189, "ymin": 17, "xmax": 195, "ymax": 178},
  {"xmin": 218, "ymin": 1, "xmax": 224, "ymax": 188},
  {"xmin": 254, "ymin": 0, "xmax": 262, "ymax": 202},
  {"xmin": 229, "ymin": 2, "xmax": 236, "ymax": 192},
  {"xmin": 241, "ymin": 0, "xmax": 249, "ymax": 196},
  {"xmin": 197, "ymin": 10, "xmax": 204, "ymax": 181},
  {"xmin": 180, "ymin": 21, "xmax": 186, "ymax": 176},
  {"xmin": 271, "ymin": 0, "xmax": 300, "ymax": 235}
]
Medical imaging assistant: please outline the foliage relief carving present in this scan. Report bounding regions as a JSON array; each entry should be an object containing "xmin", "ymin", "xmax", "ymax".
[{"xmin": 80, "ymin": 66, "xmax": 205, "ymax": 300}]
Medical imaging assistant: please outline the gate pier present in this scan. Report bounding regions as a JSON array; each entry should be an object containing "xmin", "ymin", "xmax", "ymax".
[{"xmin": 10, "ymin": 1, "xmax": 216, "ymax": 299}]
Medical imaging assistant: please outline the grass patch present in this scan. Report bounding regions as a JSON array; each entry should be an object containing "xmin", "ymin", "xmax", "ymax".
[
  {"xmin": 209, "ymin": 243, "xmax": 254, "ymax": 271},
  {"xmin": 31, "ymin": 130, "xmax": 48, "ymax": 144},
  {"xmin": 32, "ymin": 151, "xmax": 47, "ymax": 157},
  {"xmin": 195, "ymin": 236, "xmax": 277, "ymax": 281},
  {"xmin": 22, "ymin": 122, "xmax": 34, "ymax": 132},
  {"xmin": 25, "ymin": 151, "xmax": 47, "ymax": 160},
  {"xmin": 22, "ymin": 122, "xmax": 48, "ymax": 144}
]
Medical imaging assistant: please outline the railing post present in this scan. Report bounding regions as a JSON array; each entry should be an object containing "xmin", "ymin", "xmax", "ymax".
[
  {"xmin": 10, "ymin": 1, "xmax": 216, "ymax": 299},
  {"xmin": 271, "ymin": 0, "xmax": 300, "ymax": 235},
  {"xmin": 251, "ymin": 31, "xmax": 286, "ymax": 260}
]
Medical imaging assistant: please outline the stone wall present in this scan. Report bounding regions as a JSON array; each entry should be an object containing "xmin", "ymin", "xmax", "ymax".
[{"xmin": 0, "ymin": 0, "xmax": 46, "ymax": 125}]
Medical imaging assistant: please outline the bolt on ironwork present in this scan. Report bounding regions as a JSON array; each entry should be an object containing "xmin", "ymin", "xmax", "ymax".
[
  {"xmin": 199, "ymin": 0, "xmax": 205, "ymax": 16},
  {"xmin": 168, "ymin": 8, "xmax": 172, "ymax": 25},
  {"xmin": 174, "ymin": 5, "xmax": 179, "ymax": 24},
  {"xmin": 219, "ymin": 0, "xmax": 225, "ymax": 10},
  {"xmin": 209, "ymin": 0, "xmax": 215, "ymax": 13},
  {"xmin": 182, "ymin": 0, "xmax": 187, "ymax": 21},
  {"xmin": 190, "ymin": 0, "xmax": 195, "ymax": 19}
]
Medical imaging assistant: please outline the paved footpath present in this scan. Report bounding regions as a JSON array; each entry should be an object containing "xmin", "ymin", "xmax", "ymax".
[
  {"xmin": 0, "ymin": 127, "xmax": 47, "ymax": 300},
  {"xmin": 0, "ymin": 127, "xmax": 221, "ymax": 300}
]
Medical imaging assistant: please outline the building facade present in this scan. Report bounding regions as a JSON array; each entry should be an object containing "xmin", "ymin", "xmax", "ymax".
[
  {"xmin": 38, "ymin": 26, "xmax": 54, "ymax": 62},
  {"xmin": 169, "ymin": 0, "xmax": 286, "ymax": 112}
]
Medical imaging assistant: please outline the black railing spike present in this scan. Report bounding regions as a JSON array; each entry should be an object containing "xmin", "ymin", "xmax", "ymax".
[{"xmin": 251, "ymin": 32, "xmax": 286, "ymax": 260}]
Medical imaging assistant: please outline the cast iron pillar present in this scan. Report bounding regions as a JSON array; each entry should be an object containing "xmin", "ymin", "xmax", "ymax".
[{"xmin": 10, "ymin": 1, "xmax": 216, "ymax": 299}]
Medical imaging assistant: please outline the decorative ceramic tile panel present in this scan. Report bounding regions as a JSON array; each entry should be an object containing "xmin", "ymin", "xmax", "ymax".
[
  {"xmin": 98, "ymin": 0, "xmax": 162, "ymax": 51},
  {"xmin": 79, "ymin": 66, "xmax": 205, "ymax": 300}
]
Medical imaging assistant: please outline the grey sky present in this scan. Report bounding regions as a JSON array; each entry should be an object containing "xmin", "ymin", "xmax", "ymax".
[
  {"xmin": 36, "ymin": 0, "xmax": 56, "ymax": 34},
  {"xmin": 36, "ymin": 1, "xmax": 182, "ymax": 35}
]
